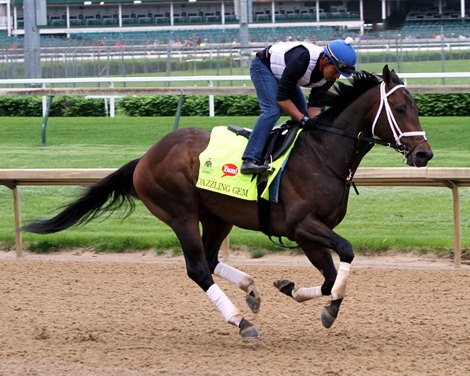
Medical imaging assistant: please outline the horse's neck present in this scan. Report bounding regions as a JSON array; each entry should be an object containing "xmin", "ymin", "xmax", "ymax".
[
  {"xmin": 334, "ymin": 94, "xmax": 375, "ymax": 170},
  {"xmin": 336, "ymin": 92, "xmax": 374, "ymax": 137},
  {"xmin": 305, "ymin": 97, "xmax": 374, "ymax": 178},
  {"xmin": 349, "ymin": 141, "xmax": 375, "ymax": 173}
]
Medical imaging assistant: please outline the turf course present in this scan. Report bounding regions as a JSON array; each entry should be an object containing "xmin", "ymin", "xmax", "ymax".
[{"xmin": 0, "ymin": 116, "xmax": 468, "ymax": 257}]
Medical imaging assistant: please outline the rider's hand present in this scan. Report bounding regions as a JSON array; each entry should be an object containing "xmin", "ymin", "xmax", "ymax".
[{"xmin": 300, "ymin": 116, "xmax": 316, "ymax": 128}]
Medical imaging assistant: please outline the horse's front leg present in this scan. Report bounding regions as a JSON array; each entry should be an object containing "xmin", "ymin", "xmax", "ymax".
[
  {"xmin": 274, "ymin": 243, "xmax": 336, "ymax": 302},
  {"xmin": 275, "ymin": 225, "xmax": 354, "ymax": 328},
  {"xmin": 311, "ymin": 232, "xmax": 354, "ymax": 328}
]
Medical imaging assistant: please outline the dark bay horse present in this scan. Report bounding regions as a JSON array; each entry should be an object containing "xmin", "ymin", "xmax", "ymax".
[{"xmin": 23, "ymin": 65, "xmax": 433, "ymax": 338}]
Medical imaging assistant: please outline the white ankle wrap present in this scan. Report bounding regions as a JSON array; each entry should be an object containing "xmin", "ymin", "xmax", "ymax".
[
  {"xmin": 292, "ymin": 286, "xmax": 323, "ymax": 302},
  {"xmin": 206, "ymin": 284, "xmax": 243, "ymax": 327},
  {"xmin": 331, "ymin": 262, "xmax": 351, "ymax": 300},
  {"xmin": 214, "ymin": 262, "xmax": 253, "ymax": 291}
]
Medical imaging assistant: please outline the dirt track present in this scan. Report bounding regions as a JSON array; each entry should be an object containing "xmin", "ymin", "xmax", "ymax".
[{"xmin": 0, "ymin": 250, "xmax": 469, "ymax": 376}]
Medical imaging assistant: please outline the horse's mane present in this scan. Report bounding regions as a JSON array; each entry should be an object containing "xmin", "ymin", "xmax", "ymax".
[{"xmin": 316, "ymin": 70, "xmax": 402, "ymax": 123}]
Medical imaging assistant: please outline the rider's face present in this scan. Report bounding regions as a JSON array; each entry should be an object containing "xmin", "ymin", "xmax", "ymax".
[{"xmin": 322, "ymin": 60, "xmax": 341, "ymax": 81}]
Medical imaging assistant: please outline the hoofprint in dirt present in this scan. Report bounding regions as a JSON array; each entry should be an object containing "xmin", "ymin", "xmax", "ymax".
[{"xmin": 0, "ymin": 250, "xmax": 469, "ymax": 376}]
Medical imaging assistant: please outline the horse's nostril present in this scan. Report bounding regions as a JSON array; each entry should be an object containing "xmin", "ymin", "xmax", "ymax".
[
  {"xmin": 413, "ymin": 150, "xmax": 433, "ymax": 167},
  {"xmin": 418, "ymin": 150, "xmax": 433, "ymax": 161}
]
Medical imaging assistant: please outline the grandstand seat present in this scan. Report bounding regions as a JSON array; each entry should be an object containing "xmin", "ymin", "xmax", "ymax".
[
  {"xmin": 173, "ymin": 15, "xmax": 186, "ymax": 24},
  {"xmin": 51, "ymin": 19, "xmax": 66, "ymax": 27},
  {"xmin": 86, "ymin": 18, "xmax": 99, "ymax": 26},
  {"xmin": 274, "ymin": 12, "xmax": 286, "ymax": 22},
  {"xmin": 205, "ymin": 13, "xmax": 220, "ymax": 23},
  {"xmin": 155, "ymin": 16, "xmax": 170, "ymax": 25},
  {"xmin": 255, "ymin": 13, "xmax": 270, "ymax": 22},
  {"xmin": 139, "ymin": 17, "xmax": 152, "ymax": 25},
  {"xmin": 301, "ymin": 11, "xmax": 313, "ymax": 20},
  {"xmin": 70, "ymin": 19, "xmax": 84, "ymax": 26},
  {"xmin": 224, "ymin": 14, "xmax": 237, "ymax": 23}
]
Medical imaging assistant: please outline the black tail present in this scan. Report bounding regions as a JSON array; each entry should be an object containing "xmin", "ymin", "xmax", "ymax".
[{"xmin": 22, "ymin": 158, "xmax": 140, "ymax": 234}]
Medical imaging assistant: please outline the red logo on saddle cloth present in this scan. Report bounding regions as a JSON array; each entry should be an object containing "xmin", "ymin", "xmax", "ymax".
[{"xmin": 221, "ymin": 163, "xmax": 239, "ymax": 177}]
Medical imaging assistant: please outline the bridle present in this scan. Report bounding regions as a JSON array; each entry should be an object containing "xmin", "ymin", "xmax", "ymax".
[
  {"xmin": 371, "ymin": 82, "xmax": 427, "ymax": 149},
  {"xmin": 301, "ymin": 79, "xmax": 428, "ymax": 156}
]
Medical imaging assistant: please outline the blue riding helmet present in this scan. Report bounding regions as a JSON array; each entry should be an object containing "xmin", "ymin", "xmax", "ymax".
[{"xmin": 324, "ymin": 37, "xmax": 357, "ymax": 77}]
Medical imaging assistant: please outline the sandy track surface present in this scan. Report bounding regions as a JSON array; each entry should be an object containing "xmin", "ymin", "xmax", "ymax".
[{"xmin": 1, "ymin": 250, "xmax": 469, "ymax": 376}]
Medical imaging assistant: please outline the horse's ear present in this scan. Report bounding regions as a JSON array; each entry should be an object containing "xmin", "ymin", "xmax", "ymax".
[
  {"xmin": 382, "ymin": 65, "xmax": 392, "ymax": 85},
  {"xmin": 383, "ymin": 65, "xmax": 402, "ymax": 85},
  {"xmin": 390, "ymin": 69, "xmax": 402, "ymax": 84}
]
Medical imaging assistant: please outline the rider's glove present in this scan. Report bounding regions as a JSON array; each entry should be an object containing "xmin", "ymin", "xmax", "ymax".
[
  {"xmin": 300, "ymin": 116, "xmax": 316, "ymax": 128},
  {"xmin": 300, "ymin": 116, "xmax": 309, "ymax": 127}
]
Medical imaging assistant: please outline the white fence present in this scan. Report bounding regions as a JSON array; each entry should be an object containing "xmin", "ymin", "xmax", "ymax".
[{"xmin": 1, "ymin": 73, "xmax": 470, "ymax": 117}]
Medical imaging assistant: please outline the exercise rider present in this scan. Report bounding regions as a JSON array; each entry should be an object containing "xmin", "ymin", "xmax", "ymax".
[{"xmin": 241, "ymin": 37, "xmax": 357, "ymax": 175}]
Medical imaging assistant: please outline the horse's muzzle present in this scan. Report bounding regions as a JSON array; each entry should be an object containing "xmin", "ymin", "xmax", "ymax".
[{"xmin": 405, "ymin": 140, "xmax": 433, "ymax": 167}]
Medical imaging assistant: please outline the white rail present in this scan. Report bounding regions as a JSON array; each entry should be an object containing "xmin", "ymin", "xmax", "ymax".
[
  {"xmin": 1, "ymin": 74, "xmax": 470, "ymax": 118},
  {"xmin": 1, "ymin": 72, "xmax": 470, "ymax": 86}
]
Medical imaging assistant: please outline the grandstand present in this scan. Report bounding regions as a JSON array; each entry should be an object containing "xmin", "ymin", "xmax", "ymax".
[
  {"xmin": 0, "ymin": 1, "xmax": 468, "ymax": 47},
  {"xmin": 5, "ymin": 1, "xmax": 362, "ymax": 29}
]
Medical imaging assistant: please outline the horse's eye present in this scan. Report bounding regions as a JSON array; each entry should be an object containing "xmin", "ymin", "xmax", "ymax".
[{"xmin": 395, "ymin": 104, "xmax": 406, "ymax": 116}]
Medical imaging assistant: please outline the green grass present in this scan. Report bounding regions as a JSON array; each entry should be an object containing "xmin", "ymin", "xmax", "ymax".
[{"xmin": 0, "ymin": 116, "xmax": 469, "ymax": 256}]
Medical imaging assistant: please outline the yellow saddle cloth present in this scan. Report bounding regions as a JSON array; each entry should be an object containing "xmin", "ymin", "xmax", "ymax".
[{"xmin": 196, "ymin": 126, "xmax": 301, "ymax": 202}]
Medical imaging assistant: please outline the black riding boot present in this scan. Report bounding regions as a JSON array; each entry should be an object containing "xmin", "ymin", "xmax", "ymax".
[{"xmin": 241, "ymin": 159, "xmax": 268, "ymax": 175}]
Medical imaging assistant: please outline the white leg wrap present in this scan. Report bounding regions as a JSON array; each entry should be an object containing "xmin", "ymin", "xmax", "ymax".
[
  {"xmin": 331, "ymin": 262, "xmax": 351, "ymax": 301},
  {"xmin": 214, "ymin": 262, "xmax": 253, "ymax": 292},
  {"xmin": 206, "ymin": 284, "xmax": 243, "ymax": 327},
  {"xmin": 292, "ymin": 285, "xmax": 323, "ymax": 302}
]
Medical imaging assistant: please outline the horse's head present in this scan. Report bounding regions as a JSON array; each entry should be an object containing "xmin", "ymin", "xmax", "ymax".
[{"xmin": 370, "ymin": 65, "xmax": 433, "ymax": 167}]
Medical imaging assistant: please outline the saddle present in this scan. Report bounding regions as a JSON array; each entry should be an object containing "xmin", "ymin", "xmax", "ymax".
[
  {"xmin": 227, "ymin": 120, "xmax": 300, "ymax": 166},
  {"xmin": 228, "ymin": 121, "xmax": 301, "ymax": 242}
]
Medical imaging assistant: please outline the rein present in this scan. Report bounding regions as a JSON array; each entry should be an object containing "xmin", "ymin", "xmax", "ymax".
[{"xmin": 311, "ymin": 123, "xmax": 408, "ymax": 152}]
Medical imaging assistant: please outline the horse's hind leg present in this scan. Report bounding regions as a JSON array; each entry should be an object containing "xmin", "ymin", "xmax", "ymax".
[
  {"xmin": 200, "ymin": 212, "xmax": 261, "ymax": 313},
  {"xmin": 170, "ymin": 220, "xmax": 259, "ymax": 338},
  {"xmin": 134, "ymin": 161, "xmax": 259, "ymax": 337}
]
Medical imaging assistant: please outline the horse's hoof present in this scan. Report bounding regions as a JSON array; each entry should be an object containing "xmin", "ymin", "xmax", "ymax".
[
  {"xmin": 320, "ymin": 306, "xmax": 337, "ymax": 329},
  {"xmin": 245, "ymin": 285, "xmax": 261, "ymax": 313},
  {"xmin": 273, "ymin": 279, "xmax": 295, "ymax": 297},
  {"xmin": 239, "ymin": 325, "xmax": 261, "ymax": 338},
  {"xmin": 239, "ymin": 318, "xmax": 260, "ymax": 338}
]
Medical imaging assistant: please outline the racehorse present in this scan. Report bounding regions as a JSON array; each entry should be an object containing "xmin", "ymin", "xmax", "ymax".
[{"xmin": 23, "ymin": 65, "xmax": 433, "ymax": 338}]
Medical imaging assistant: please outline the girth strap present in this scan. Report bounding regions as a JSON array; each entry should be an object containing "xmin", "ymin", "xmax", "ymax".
[
  {"xmin": 256, "ymin": 174, "xmax": 274, "ymax": 238},
  {"xmin": 256, "ymin": 174, "xmax": 298, "ymax": 249}
]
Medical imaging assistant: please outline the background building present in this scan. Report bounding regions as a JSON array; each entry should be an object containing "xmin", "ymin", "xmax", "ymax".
[{"xmin": 0, "ymin": 1, "xmax": 468, "ymax": 44}]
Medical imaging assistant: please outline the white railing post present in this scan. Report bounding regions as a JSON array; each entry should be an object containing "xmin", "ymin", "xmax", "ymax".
[
  {"xmin": 110, "ymin": 97, "xmax": 116, "ymax": 117},
  {"xmin": 41, "ymin": 83, "xmax": 47, "ymax": 117},
  {"xmin": 208, "ymin": 80, "xmax": 215, "ymax": 117},
  {"xmin": 109, "ymin": 82, "xmax": 116, "ymax": 118}
]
